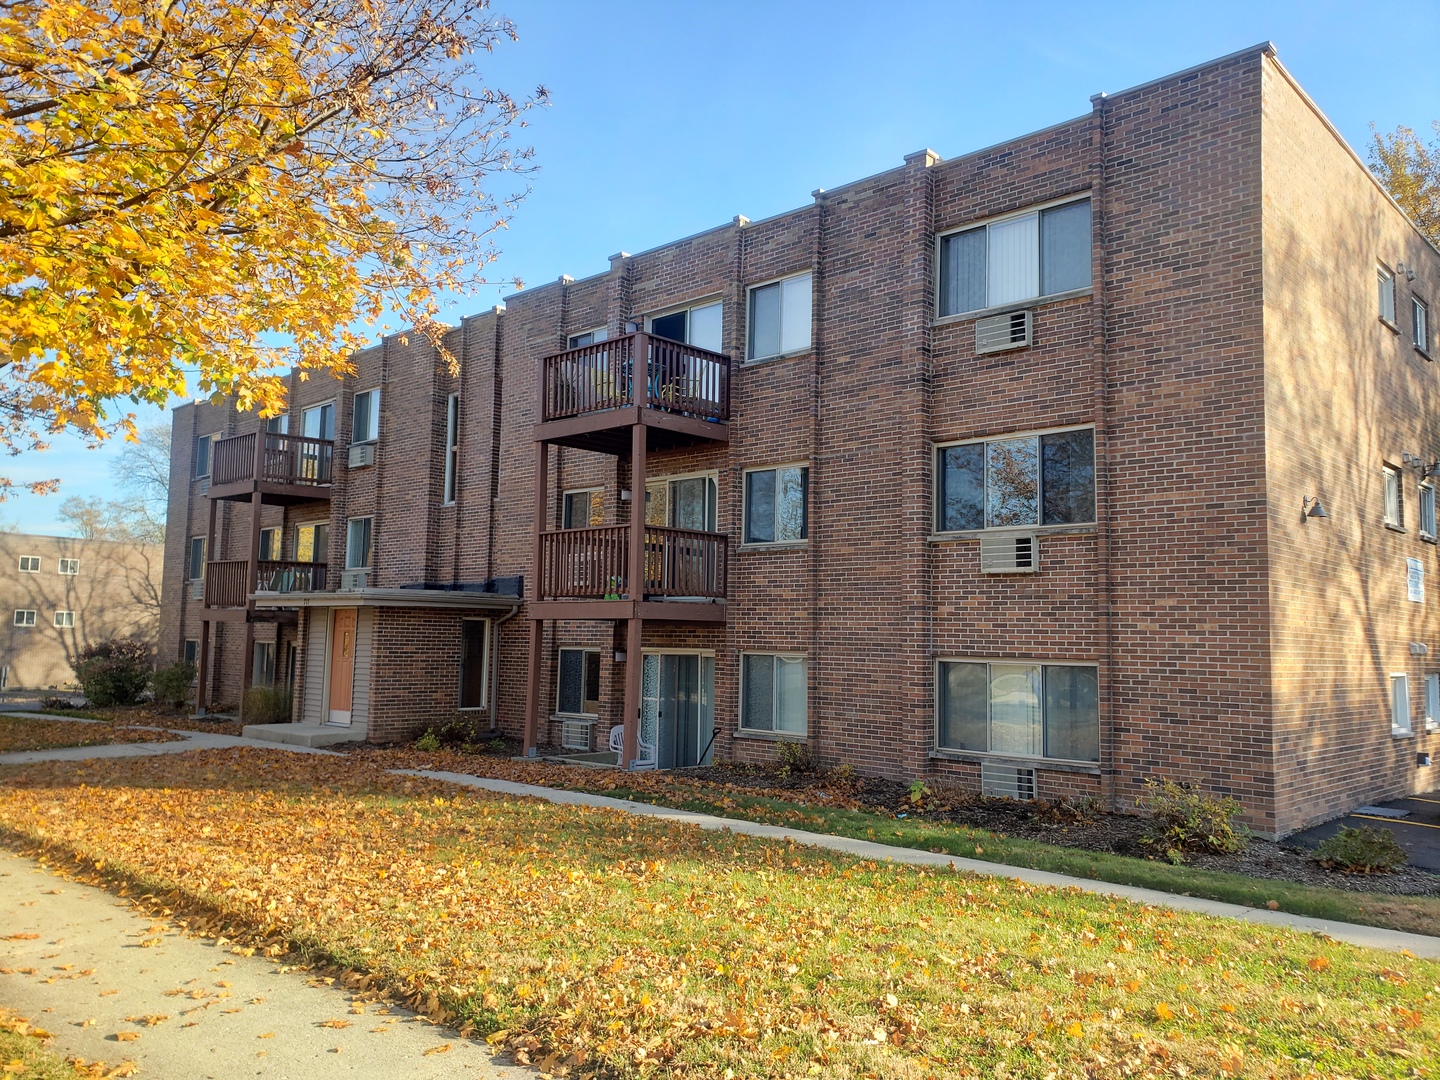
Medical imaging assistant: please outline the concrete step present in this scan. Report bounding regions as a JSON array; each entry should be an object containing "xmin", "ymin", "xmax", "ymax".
[{"xmin": 242, "ymin": 723, "xmax": 366, "ymax": 747}]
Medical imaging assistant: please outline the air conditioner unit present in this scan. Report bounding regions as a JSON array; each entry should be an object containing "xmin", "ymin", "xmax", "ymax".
[
  {"xmin": 981, "ymin": 762, "xmax": 1037, "ymax": 801},
  {"xmin": 979, "ymin": 533, "xmax": 1037, "ymax": 573},
  {"xmin": 348, "ymin": 443, "xmax": 376, "ymax": 468},
  {"xmin": 197, "ymin": 477, "xmax": 210, "ymax": 495},
  {"xmin": 559, "ymin": 718, "xmax": 594, "ymax": 751},
  {"xmin": 339, "ymin": 569, "xmax": 370, "ymax": 590},
  {"xmin": 190, "ymin": 579, "xmax": 204, "ymax": 600},
  {"xmin": 975, "ymin": 309, "xmax": 1032, "ymax": 354}
]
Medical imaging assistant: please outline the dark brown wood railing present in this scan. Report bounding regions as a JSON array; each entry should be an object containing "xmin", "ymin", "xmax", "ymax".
[
  {"xmin": 211, "ymin": 432, "xmax": 334, "ymax": 487},
  {"xmin": 538, "ymin": 526, "xmax": 727, "ymax": 600},
  {"xmin": 204, "ymin": 560, "xmax": 329, "ymax": 607},
  {"xmin": 540, "ymin": 332, "xmax": 730, "ymax": 423}
]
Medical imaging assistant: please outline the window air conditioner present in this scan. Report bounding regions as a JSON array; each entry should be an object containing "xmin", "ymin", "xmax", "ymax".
[
  {"xmin": 560, "ymin": 718, "xmax": 594, "ymax": 751},
  {"xmin": 348, "ymin": 443, "xmax": 376, "ymax": 468},
  {"xmin": 979, "ymin": 533, "xmax": 1037, "ymax": 574},
  {"xmin": 975, "ymin": 309, "xmax": 1032, "ymax": 354},
  {"xmin": 339, "ymin": 569, "xmax": 370, "ymax": 590},
  {"xmin": 981, "ymin": 762, "xmax": 1037, "ymax": 801}
]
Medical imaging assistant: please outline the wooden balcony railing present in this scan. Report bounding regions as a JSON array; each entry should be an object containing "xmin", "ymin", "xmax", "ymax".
[
  {"xmin": 539, "ymin": 526, "xmax": 728, "ymax": 600},
  {"xmin": 540, "ymin": 332, "xmax": 730, "ymax": 424},
  {"xmin": 204, "ymin": 560, "xmax": 328, "ymax": 607},
  {"xmin": 211, "ymin": 432, "xmax": 334, "ymax": 488}
]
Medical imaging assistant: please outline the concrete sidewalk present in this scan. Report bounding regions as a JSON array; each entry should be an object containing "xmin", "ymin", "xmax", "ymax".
[
  {"xmin": 0, "ymin": 712, "xmax": 344, "ymax": 765},
  {"xmin": 0, "ymin": 851, "xmax": 529, "ymax": 1079},
  {"xmin": 399, "ymin": 768, "xmax": 1440, "ymax": 959}
]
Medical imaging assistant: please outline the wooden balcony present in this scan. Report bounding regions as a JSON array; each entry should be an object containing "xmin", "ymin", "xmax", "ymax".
[
  {"xmin": 533, "ymin": 525, "xmax": 727, "ymax": 621},
  {"xmin": 535, "ymin": 332, "xmax": 730, "ymax": 454},
  {"xmin": 209, "ymin": 432, "xmax": 334, "ymax": 504},
  {"xmin": 204, "ymin": 560, "xmax": 329, "ymax": 611}
]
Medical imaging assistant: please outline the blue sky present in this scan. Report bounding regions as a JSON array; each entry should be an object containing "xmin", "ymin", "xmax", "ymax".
[{"xmin": 12, "ymin": 0, "xmax": 1440, "ymax": 534}]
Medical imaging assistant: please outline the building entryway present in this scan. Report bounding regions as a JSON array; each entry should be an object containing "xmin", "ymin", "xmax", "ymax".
[
  {"xmin": 639, "ymin": 652, "xmax": 714, "ymax": 769},
  {"xmin": 328, "ymin": 608, "xmax": 356, "ymax": 726}
]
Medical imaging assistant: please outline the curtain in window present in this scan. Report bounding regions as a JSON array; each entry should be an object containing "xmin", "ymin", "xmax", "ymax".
[
  {"xmin": 1040, "ymin": 201, "xmax": 1092, "ymax": 295},
  {"xmin": 745, "ymin": 471, "xmax": 775, "ymax": 543},
  {"xmin": 689, "ymin": 303, "xmax": 723, "ymax": 353},
  {"xmin": 780, "ymin": 275, "xmax": 812, "ymax": 355},
  {"xmin": 558, "ymin": 649, "xmax": 586, "ymax": 714},
  {"xmin": 939, "ymin": 229, "xmax": 986, "ymax": 316},
  {"xmin": 987, "ymin": 215, "xmax": 1039, "ymax": 307},
  {"xmin": 1043, "ymin": 665, "xmax": 1099, "ymax": 761},
  {"xmin": 938, "ymin": 662, "xmax": 987, "ymax": 751},
  {"xmin": 988, "ymin": 664, "xmax": 1042, "ymax": 756},
  {"xmin": 774, "ymin": 656, "xmax": 807, "ymax": 734},
  {"xmin": 749, "ymin": 285, "xmax": 781, "ymax": 359},
  {"xmin": 743, "ymin": 654, "xmax": 775, "ymax": 730},
  {"xmin": 775, "ymin": 467, "xmax": 807, "ymax": 541}
]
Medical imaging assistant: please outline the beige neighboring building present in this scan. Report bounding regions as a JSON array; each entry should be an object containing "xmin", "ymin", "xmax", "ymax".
[{"xmin": 0, "ymin": 533, "xmax": 162, "ymax": 691}]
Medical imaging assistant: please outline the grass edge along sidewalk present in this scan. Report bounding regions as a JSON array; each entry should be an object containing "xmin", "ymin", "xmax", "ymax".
[
  {"xmin": 0, "ymin": 747, "xmax": 1437, "ymax": 1080},
  {"xmin": 373, "ymin": 751, "xmax": 1440, "ymax": 940}
]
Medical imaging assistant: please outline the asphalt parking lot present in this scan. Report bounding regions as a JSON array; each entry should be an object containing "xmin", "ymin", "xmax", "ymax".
[{"xmin": 1288, "ymin": 791, "xmax": 1440, "ymax": 872}]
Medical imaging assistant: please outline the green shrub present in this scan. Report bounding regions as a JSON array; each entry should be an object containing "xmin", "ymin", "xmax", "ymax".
[
  {"xmin": 241, "ymin": 685, "xmax": 291, "ymax": 724},
  {"xmin": 74, "ymin": 639, "xmax": 152, "ymax": 707},
  {"xmin": 775, "ymin": 740, "xmax": 815, "ymax": 776},
  {"xmin": 1315, "ymin": 825, "xmax": 1408, "ymax": 874},
  {"xmin": 150, "ymin": 662, "xmax": 196, "ymax": 710},
  {"xmin": 434, "ymin": 714, "xmax": 488, "ymax": 747},
  {"xmin": 486, "ymin": 737, "xmax": 508, "ymax": 754},
  {"xmin": 1138, "ymin": 777, "xmax": 1249, "ymax": 864},
  {"xmin": 415, "ymin": 731, "xmax": 441, "ymax": 752}
]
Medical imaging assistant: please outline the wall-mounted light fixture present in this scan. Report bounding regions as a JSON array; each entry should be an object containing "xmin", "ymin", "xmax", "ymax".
[
  {"xmin": 620, "ymin": 488, "xmax": 632, "ymax": 502},
  {"xmin": 613, "ymin": 649, "xmax": 627, "ymax": 663},
  {"xmin": 1301, "ymin": 495, "xmax": 1328, "ymax": 522},
  {"xmin": 1398, "ymin": 261, "xmax": 1418, "ymax": 282}
]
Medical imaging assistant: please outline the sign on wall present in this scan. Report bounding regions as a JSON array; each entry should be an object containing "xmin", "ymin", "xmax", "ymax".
[{"xmin": 1408, "ymin": 557, "xmax": 1425, "ymax": 604}]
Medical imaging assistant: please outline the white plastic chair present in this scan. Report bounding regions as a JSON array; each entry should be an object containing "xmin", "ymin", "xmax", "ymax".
[{"xmin": 608, "ymin": 724, "xmax": 655, "ymax": 767}]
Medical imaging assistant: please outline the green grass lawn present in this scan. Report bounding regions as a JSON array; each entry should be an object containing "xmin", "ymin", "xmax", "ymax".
[
  {"xmin": 0, "ymin": 1010, "xmax": 95, "ymax": 1078},
  {"xmin": 0, "ymin": 748, "xmax": 1436, "ymax": 1079}
]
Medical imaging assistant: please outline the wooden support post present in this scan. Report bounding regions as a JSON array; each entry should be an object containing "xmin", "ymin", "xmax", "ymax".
[
  {"xmin": 523, "ymin": 441, "xmax": 549, "ymax": 756},
  {"xmin": 195, "ymin": 494, "xmax": 220, "ymax": 714},
  {"xmin": 239, "ymin": 488, "xmax": 262, "ymax": 717},
  {"xmin": 622, "ymin": 422, "xmax": 647, "ymax": 768}
]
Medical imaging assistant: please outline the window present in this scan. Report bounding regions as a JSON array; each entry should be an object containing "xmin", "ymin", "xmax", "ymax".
[
  {"xmin": 345, "ymin": 517, "xmax": 373, "ymax": 569},
  {"xmin": 17, "ymin": 556, "xmax": 39, "ymax": 572},
  {"xmin": 1423, "ymin": 484, "xmax": 1437, "ymax": 541},
  {"xmin": 188, "ymin": 536, "xmax": 206, "ymax": 579},
  {"xmin": 57, "ymin": 558, "xmax": 78, "ymax": 575},
  {"xmin": 302, "ymin": 401, "xmax": 335, "ymax": 440},
  {"xmin": 295, "ymin": 522, "xmax": 328, "ymax": 564},
  {"xmin": 1427, "ymin": 673, "xmax": 1439, "ymax": 730},
  {"xmin": 443, "ymin": 393, "xmax": 459, "ymax": 504},
  {"xmin": 648, "ymin": 301, "xmax": 722, "ymax": 353},
  {"xmin": 352, "ymin": 388, "xmax": 380, "ymax": 443},
  {"xmin": 183, "ymin": 639, "xmax": 199, "ymax": 666},
  {"xmin": 1415, "ymin": 296, "xmax": 1431, "ymax": 354},
  {"xmin": 53, "ymin": 611, "xmax": 74, "ymax": 628},
  {"xmin": 460, "ymin": 619, "xmax": 489, "ymax": 710},
  {"xmin": 266, "ymin": 414, "xmax": 289, "ymax": 434},
  {"xmin": 258, "ymin": 527, "xmax": 281, "ymax": 561},
  {"xmin": 939, "ymin": 199, "xmax": 1092, "ymax": 317},
  {"xmin": 1384, "ymin": 465, "xmax": 1404, "ymax": 528},
  {"xmin": 194, "ymin": 433, "xmax": 212, "ymax": 479},
  {"xmin": 1391, "ymin": 673, "xmax": 1412, "ymax": 735},
  {"xmin": 1379, "ymin": 265, "xmax": 1397, "ymax": 325},
  {"xmin": 740, "ymin": 653, "xmax": 807, "ymax": 735},
  {"xmin": 252, "ymin": 642, "xmax": 275, "ymax": 687},
  {"xmin": 743, "ymin": 466, "xmax": 807, "ymax": 544},
  {"xmin": 747, "ymin": 274, "xmax": 811, "ymax": 360},
  {"xmin": 568, "ymin": 327, "xmax": 609, "ymax": 349},
  {"xmin": 646, "ymin": 475, "xmax": 718, "ymax": 531},
  {"xmin": 562, "ymin": 489, "xmax": 604, "ymax": 529},
  {"xmin": 556, "ymin": 648, "xmax": 600, "ymax": 716},
  {"xmin": 12, "ymin": 610, "xmax": 35, "ymax": 627},
  {"xmin": 937, "ymin": 428, "xmax": 1095, "ymax": 532},
  {"xmin": 938, "ymin": 661, "xmax": 1099, "ymax": 762}
]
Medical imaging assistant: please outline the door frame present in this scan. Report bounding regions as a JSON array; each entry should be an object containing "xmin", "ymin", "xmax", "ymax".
[
  {"xmin": 323, "ymin": 607, "xmax": 359, "ymax": 726},
  {"xmin": 640, "ymin": 648, "xmax": 716, "ymax": 768}
]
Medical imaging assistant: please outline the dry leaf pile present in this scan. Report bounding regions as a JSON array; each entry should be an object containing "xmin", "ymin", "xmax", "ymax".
[
  {"xmin": 0, "ymin": 718, "xmax": 180, "ymax": 754},
  {"xmin": 0, "ymin": 1008, "xmax": 135, "ymax": 1078},
  {"xmin": 0, "ymin": 748, "xmax": 1436, "ymax": 1079}
]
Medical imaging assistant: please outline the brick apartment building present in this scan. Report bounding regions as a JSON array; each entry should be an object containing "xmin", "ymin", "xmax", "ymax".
[
  {"xmin": 160, "ymin": 43, "xmax": 1440, "ymax": 836},
  {"xmin": 2, "ymin": 532, "xmax": 161, "ymax": 690}
]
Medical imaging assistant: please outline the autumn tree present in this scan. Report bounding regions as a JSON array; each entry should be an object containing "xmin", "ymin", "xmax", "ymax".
[
  {"xmin": 0, "ymin": 0, "xmax": 546, "ymax": 490},
  {"xmin": 1371, "ymin": 121, "xmax": 1440, "ymax": 244}
]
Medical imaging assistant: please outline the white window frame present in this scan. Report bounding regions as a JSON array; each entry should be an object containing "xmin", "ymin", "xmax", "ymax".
[
  {"xmin": 645, "ymin": 471, "xmax": 719, "ymax": 532},
  {"xmin": 13, "ymin": 610, "xmax": 36, "ymax": 627},
  {"xmin": 1379, "ymin": 264, "xmax": 1397, "ymax": 327},
  {"xmin": 57, "ymin": 558, "xmax": 78, "ymax": 575},
  {"xmin": 1414, "ymin": 295, "xmax": 1431, "ymax": 356},
  {"xmin": 188, "ymin": 536, "xmax": 207, "ymax": 580},
  {"xmin": 351, "ymin": 387, "xmax": 381, "ymax": 445},
  {"xmin": 1422, "ymin": 483, "xmax": 1437, "ymax": 542},
  {"xmin": 745, "ymin": 272, "xmax": 812, "ymax": 362},
  {"xmin": 555, "ymin": 646, "xmax": 601, "ymax": 717},
  {"xmin": 345, "ymin": 516, "xmax": 373, "ymax": 569},
  {"xmin": 457, "ymin": 617, "xmax": 490, "ymax": 712},
  {"xmin": 301, "ymin": 400, "xmax": 336, "ymax": 441},
  {"xmin": 935, "ymin": 195, "xmax": 1093, "ymax": 321},
  {"xmin": 934, "ymin": 657, "xmax": 1101, "ymax": 764},
  {"xmin": 562, "ymin": 487, "xmax": 605, "ymax": 530},
  {"xmin": 17, "ymin": 555, "xmax": 39, "ymax": 573},
  {"xmin": 741, "ymin": 463, "xmax": 809, "ymax": 547},
  {"xmin": 1391, "ymin": 672, "xmax": 1412, "ymax": 735},
  {"xmin": 738, "ymin": 651, "xmax": 808, "ymax": 737},
  {"xmin": 443, "ymin": 392, "xmax": 459, "ymax": 504},
  {"xmin": 645, "ymin": 298, "xmax": 724, "ymax": 353},
  {"xmin": 567, "ymin": 327, "xmax": 609, "ymax": 349},
  {"xmin": 195, "ymin": 433, "xmax": 213, "ymax": 479},
  {"xmin": 933, "ymin": 423, "xmax": 1097, "ymax": 536},
  {"xmin": 52, "ymin": 610, "xmax": 74, "ymax": 628},
  {"xmin": 1384, "ymin": 464, "xmax": 1404, "ymax": 529}
]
